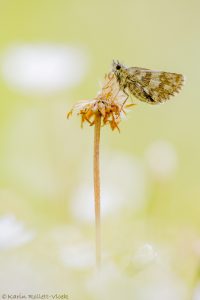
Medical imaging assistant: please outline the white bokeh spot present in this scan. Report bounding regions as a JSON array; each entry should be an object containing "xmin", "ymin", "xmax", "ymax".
[
  {"xmin": 145, "ymin": 140, "xmax": 177, "ymax": 180},
  {"xmin": 0, "ymin": 214, "xmax": 35, "ymax": 250},
  {"xmin": 130, "ymin": 243, "xmax": 159, "ymax": 270},
  {"xmin": 70, "ymin": 152, "xmax": 146, "ymax": 223},
  {"xmin": 60, "ymin": 242, "xmax": 94, "ymax": 270},
  {"xmin": 1, "ymin": 44, "xmax": 88, "ymax": 94}
]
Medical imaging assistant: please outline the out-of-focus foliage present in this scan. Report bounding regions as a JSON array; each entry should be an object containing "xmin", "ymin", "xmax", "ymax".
[{"xmin": 0, "ymin": 0, "xmax": 200, "ymax": 299}]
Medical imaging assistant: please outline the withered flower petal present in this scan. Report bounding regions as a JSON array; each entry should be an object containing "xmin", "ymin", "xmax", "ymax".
[{"xmin": 67, "ymin": 72, "xmax": 135, "ymax": 131}]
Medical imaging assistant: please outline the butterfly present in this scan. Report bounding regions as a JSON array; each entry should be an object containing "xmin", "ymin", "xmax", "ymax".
[{"xmin": 112, "ymin": 60, "xmax": 185, "ymax": 104}]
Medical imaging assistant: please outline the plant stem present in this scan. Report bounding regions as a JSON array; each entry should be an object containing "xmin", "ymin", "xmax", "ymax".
[{"xmin": 93, "ymin": 113, "xmax": 101, "ymax": 268}]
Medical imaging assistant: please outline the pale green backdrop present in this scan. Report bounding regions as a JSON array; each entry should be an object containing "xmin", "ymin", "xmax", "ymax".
[{"xmin": 0, "ymin": 1, "xmax": 199, "ymax": 299}]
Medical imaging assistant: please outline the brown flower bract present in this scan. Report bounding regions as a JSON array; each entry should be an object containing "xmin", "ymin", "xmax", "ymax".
[{"xmin": 67, "ymin": 72, "xmax": 135, "ymax": 131}]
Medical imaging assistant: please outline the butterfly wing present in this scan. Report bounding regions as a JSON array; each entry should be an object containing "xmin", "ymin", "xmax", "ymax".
[{"xmin": 126, "ymin": 67, "xmax": 185, "ymax": 104}]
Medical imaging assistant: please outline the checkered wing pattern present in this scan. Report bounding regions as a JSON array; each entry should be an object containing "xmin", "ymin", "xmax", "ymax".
[{"xmin": 126, "ymin": 67, "xmax": 185, "ymax": 104}]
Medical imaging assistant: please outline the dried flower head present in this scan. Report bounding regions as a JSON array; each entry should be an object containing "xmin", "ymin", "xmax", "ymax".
[{"xmin": 67, "ymin": 72, "xmax": 135, "ymax": 131}]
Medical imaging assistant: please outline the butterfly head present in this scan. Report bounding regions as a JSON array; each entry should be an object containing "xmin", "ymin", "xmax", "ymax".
[{"xmin": 113, "ymin": 59, "xmax": 124, "ymax": 72}]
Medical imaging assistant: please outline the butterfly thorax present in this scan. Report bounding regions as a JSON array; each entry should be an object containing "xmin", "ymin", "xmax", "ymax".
[{"xmin": 112, "ymin": 62, "xmax": 129, "ymax": 90}]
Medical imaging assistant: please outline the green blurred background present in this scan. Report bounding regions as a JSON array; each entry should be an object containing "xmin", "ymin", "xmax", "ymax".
[{"xmin": 0, "ymin": 0, "xmax": 200, "ymax": 299}]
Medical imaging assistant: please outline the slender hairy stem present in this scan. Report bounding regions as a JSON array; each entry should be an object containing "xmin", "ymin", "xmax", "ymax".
[{"xmin": 93, "ymin": 113, "xmax": 101, "ymax": 268}]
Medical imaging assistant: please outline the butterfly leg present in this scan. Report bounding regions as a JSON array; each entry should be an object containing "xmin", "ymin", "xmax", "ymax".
[{"xmin": 120, "ymin": 89, "xmax": 129, "ymax": 112}]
